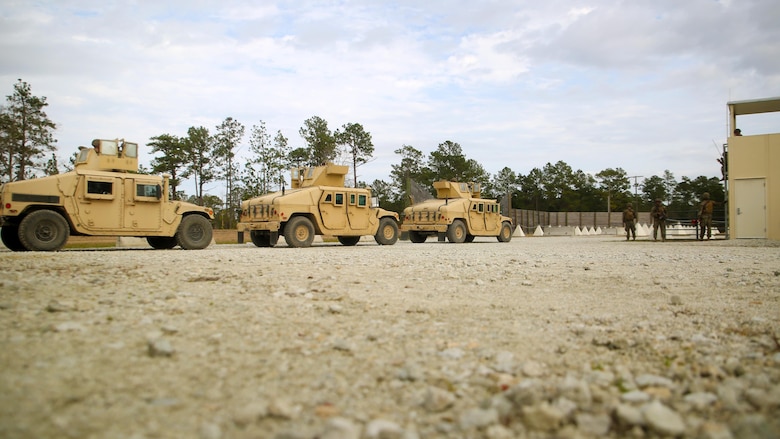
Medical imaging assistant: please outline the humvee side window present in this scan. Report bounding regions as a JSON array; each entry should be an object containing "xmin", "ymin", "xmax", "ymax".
[
  {"xmin": 136, "ymin": 183, "xmax": 161, "ymax": 200},
  {"xmin": 472, "ymin": 204, "xmax": 477, "ymax": 211},
  {"xmin": 324, "ymin": 193, "xmax": 332, "ymax": 203},
  {"xmin": 478, "ymin": 203, "xmax": 484, "ymax": 213},
  {"xmin": 87, "ymin": 180, "xmax": 113, "ymax": 195},
  {"xmin": 349, "ymin": 193, "xmax": 356, "ymax": 205},
  {"xmin": 335, "ymin": 193, "xmax": 344, "ymax": 206},
  {"xmin": 358, "ymin": 194, "xmax": 367, "ymax": 207}
]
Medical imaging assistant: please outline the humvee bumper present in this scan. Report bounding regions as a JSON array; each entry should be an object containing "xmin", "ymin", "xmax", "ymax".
[
  {"xmin": 400, "ymin": 223, "xmax": 448, "ymax": 233},
  {"xmin": 237, "ymin": 221, "xmax": 281, "ymax": 232}
]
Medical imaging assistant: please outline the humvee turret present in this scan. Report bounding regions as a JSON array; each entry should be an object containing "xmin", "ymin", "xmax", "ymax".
[
  {"xmin": 401, "ymin": 180, "xmax": 513, "ymax": 243},
  {"xmin": 0, "ymin": 139, "xmax": 214, "ymax": 251},
  {"xmin": 237, "ymin": 163, "xmax": 399, "ymax": 248}
]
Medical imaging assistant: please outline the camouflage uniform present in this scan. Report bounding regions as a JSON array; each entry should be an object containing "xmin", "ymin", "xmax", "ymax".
[
  {"xmin": 698, "ymin": 192, "xmax": 715, "ymax": 240},
  {"xmin": 622, "ymin": 204, "xmax": 636, "ymax": 240},
  {"xmin": 650, "ymin": 199, "xmax": 667, "ymax": 241}
]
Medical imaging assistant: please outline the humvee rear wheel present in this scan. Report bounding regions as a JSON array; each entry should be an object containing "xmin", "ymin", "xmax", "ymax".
[
  {"xmin": 1, "ymin": 226, "xmax": 28, "ymax": 252},
  {"xmin": 337, "ymin": 236, "xmax": 360, "ymax": 246},
  {"xmin": 18, "ymin": 210, "xmax": 70, "ymax": 251},
  {"xmin": 147, "ymin": 236, "xmax": 177, "ymax": 249},
  {"xmin": 446, "ymin": 219, "xmax": 467, "ymax": 243},
  {"xmin": 176, "ymin": 215, "xmax": 213, "ymax": 250},
  {"xmin": 251, "ymin": 230, "xmax": 278, "ymax": 247},
  {"xmin": 374, "ymin": 217, "xmax": 399, "ymax": 245},
  {"xmin": 284, "ymin": 216, "xmax": 315, "ymax": 248},
  {"xmin": 408, "ymin": 231, "xmax": 427, "ymax": 243},
  {"xmin": 497, "ymin": 222, "xmax": 513, "ymax": 242}
]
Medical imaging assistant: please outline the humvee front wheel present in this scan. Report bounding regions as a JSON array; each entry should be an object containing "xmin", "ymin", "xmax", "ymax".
[
  {"xmin": 284, "ymin": 216, "xmax": 315, "ymax": 248},
  {"xmin": 338, "ymin": 236, "xmax": 360, "ymax": 246},
  {"xmin": 176, "ymin": 215, "xmax": 213, "ymax": 250},
  {"xmin": 251, "ymin": 230, "xmax": 278, "ymax": 247},
  {"xmin": 147, "ymin": 236, "xmax": 177, "ymax": 249},
  {"xmin": 408, "ymin": 231, "xmax": 427, "ymax": 243},
  {"xmin": 1, "ymin": 226, "xmax": 27, "ymax": 252},
  {"xmin": 18, "ymin": 210, "xmax": 70, "ymax": 251},
  {"xmin": 446, "ymin": 219, "xmax": 467, "ymax": 243},
  {"xmin": 374, "ymin": 218, "xmax": 399, "ymax": 245},
  {"xmin": 497, "ymin": 222, "xmax": 513, "ymax": 242}
]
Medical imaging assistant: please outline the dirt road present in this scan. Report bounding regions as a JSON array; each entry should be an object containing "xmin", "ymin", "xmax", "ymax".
[{"xmin": 1, "ymin": 237, "xmax": 778, "ymax": 438}]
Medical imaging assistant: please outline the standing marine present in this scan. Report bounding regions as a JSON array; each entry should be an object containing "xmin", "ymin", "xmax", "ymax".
[
  {"xmin": 622, "ymin": 203, "xmax": 637, "ymax": 241},
  {"xmin": 698, "ymin": 192, "xmax": 717, "ymax": 240},
  {"xmin": 650, "ymin": 198, "xmax": 667, "ymax": 242}
]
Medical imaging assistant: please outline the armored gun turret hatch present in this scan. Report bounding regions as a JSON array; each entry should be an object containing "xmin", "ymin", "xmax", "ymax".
[
  {"xmin": 75, "ymin": 139, "xmax": 139, "ymax": 172},
  {"xmin": 433, "ymin": 181, "xmax": 482, "ymax": 199},
  {"xmin": 291, "ymin": 163, "xmax": 349, "ymax": 188}
]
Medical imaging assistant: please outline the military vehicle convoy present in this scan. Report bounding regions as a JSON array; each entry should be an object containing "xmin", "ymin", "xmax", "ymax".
[
  {"xmin": 237, "ymin": 163, "xmax": 399, "ymax": 248},
  {"xmin": 0, "ymin": 139, "xmax": 214, "ymax": 251},
  {"xmin": 401, "ymin": 180, "xmax": 513, "ymax": 243}
]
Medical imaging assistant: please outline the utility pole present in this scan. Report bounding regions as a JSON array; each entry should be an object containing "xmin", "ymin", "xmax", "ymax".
[{"xmin": 628, "ymin": 175, "xmax": 643, "ymax": 211}]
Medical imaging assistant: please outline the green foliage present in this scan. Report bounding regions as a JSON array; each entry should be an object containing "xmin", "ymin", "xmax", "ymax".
[
  {"xmin": 44, "ymin": 153, "xmax": 60, "ymax": 175},
  {"xmin": 212, "ymin": 117, "xmax": 245, "ymax": 228},
  {"xmin": 427, "ymin": 141, "xmax": 488, "ymax": 185},
  {"xmin": 0, "ymin": 79, "xmax": 57, "ymax": 182},
  {"xmin": 299, "ymin": 116, "xmax": 336, "ymax": 165},
  {"xmin": 148, "ymin": 134, "xmax": 186, "ymax": 199},
  {"xmin": 335, "ymin": 122, "xmax": 374, "ymax": 187},
  {"xmin": 596, "ymin": 167, "xmax": 631, "ymax": 212},
  {"xmin": 242, "ymin": 121, "xmax": 290, "ymax": 198},
  {"xmin": 182, "ymin": 126, "xmax": 216, "ymax": 205}
]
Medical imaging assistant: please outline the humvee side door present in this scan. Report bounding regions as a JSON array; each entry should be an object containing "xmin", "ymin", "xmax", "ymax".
[
  {"xmin": 319, "ymin": 191, "xmax": 347, "ymax": 230},
  {"xmin": 484, "ymin": 202, "xmax": 500, "ymax": 232},
  {"xmin": 346, "ymin": 191, "xmax": 371, "ymax": 232},
  {"xmin": 468, "ymin": 201, "xmax": 486, "ymax": 233},
  {"xmin": 124, "ymin": 177, "xmax": 163, "ymax": 230},
  {"xmin": 77, "ymin": 175, "xmax": 123, "ymax": 230}
]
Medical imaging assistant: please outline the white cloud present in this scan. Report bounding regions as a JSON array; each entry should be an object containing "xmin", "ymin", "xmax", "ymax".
[{"xmin": 1, "ymin": 0, "xmax": 778, "ymax": 195}]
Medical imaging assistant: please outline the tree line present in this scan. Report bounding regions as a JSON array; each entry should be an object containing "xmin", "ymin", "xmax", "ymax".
[
  {"xmin": 1, "ymin": 79, "xmax": 724, "ymax": 228},
  {"xmin": 369, "ymin": 142, "xmax": 724, "ymax": 221}
]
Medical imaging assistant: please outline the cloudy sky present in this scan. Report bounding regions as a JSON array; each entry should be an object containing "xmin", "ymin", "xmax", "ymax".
[{"xmin": 2, "ymin": 0, "xmax": 778, "ymax": 196}]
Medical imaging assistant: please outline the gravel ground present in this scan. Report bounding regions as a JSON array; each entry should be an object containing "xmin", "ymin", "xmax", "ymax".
[{"xmin": 1, "ymin": 236, "xmax": 779, "ymax": 439}]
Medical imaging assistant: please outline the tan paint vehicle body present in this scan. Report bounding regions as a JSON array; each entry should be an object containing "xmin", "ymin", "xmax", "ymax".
[
  {"xmin": 237, "ymin": 163, "xmax": 400, "ymax": 248},
  {"xmin": 0, "ymin": 139, "xmax": 214, "ymax": 251},
  {"xmin": 401, "ymin": 180, "xmax": 513, "ymax": 243}
]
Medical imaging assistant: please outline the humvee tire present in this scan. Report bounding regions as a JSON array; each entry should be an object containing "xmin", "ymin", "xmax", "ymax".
[
  {"xmin": 147, "ymin": 236, "xmax": 177, "ymax": 249},
  {"xmin": 497, "ymin": 222, "xmax": 513, "ymax": 242},
  {"xmin": 18, "ymin": 210, "xmax": 70, "ymax": 251},
  {"xmin": 1, "ymin": 226, "xmax": 27, "ymax": 252},
  {"xmin": 408, "ymin": 231, "xmax": 427, "ymax": 243},
  {"xmin": 465, "ymin": 234, "xmax": 475, "ymax": 243},
  {"xmin": 285, "ymin": 216, "xmax": 315, "ymax": 248},
  {"xmin": 374, "ymin": 217, "xmax": 399, "ymax": 246},
  {"xmin": 446, "ymin": 219, "xmax": 467, "ymax": 243},
  {"xmin": 176, "ymin": 215, "xmax": 213, "ymax": 250},
  {"xmin": 338, "ymin": 236, "xmax": 360, "ymax": 246},
  {"xmin": 250, "ymin": 230, "xmax": 278, "ymax": 247}
]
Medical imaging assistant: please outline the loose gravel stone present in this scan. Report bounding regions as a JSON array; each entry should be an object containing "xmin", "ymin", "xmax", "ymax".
[{"xmin": 1, "ymin": 237, "xmax": 779, "ymax": 438}]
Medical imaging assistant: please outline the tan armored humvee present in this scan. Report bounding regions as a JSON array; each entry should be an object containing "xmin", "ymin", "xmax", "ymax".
[
  {"xmin": 237, "ymin": 163, "xmax": 399, "ymax": 248},
  {"xmin": 0, "ymin": 139, "xmax": 214, "ymax": 251},
  {"xmin": 401, "ymin": 180, "xmax": 513, "ymax": 243}
]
